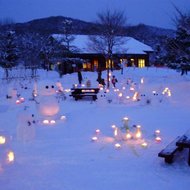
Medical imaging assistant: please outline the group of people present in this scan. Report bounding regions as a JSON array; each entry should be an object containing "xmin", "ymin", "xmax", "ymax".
[{"xmin": 77, "ymin": 69, "xmax": 118, "ymax": 88}]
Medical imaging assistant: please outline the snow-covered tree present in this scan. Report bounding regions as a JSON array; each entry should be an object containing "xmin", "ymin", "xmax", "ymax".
[
  {"xmin": 0, "ymin": 30, "xmax": 19, "ymax": 79},
  {"xmin": 166, "ymin": 7, "xmax": 190, "ymax": 69},
  {"xmin": 88, "ymin": 10, "xmax": 127, "ymax": 88}
]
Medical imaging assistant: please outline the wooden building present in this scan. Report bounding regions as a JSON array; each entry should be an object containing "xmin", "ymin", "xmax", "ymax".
[{"xmin": 53, "ymin": 34, "xmax": 153, "ymax": 72}]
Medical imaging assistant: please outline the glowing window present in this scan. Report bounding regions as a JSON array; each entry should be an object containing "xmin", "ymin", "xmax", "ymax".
[
  {"xmin": 138, "ymin": 59, "xmax": 145, "ymax": 68},
  {"xmin": 94, "ymin": 60, "xmax": 98, "ymax": 68},
  {"xmin": 83, "ymin": 63, "xmax": 91, "ymax": 69},
  {"xmin": 106, "ymin": 59, "xmax": 114, "ymax": 68}
]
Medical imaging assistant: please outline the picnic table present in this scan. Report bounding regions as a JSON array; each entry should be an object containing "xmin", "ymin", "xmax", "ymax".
[
  {"xmin": 176, "ymin": 130, "xmax": 190, "ymax": 166},
  {"xmin": 70, "ymin": 87, "xmax": 99, "ymax": 101}
]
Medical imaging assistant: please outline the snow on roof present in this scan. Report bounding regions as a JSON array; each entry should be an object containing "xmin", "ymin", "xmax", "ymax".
[{"xmin": 53, "ymin": 34, "xmax": 153, "ymax": 55}]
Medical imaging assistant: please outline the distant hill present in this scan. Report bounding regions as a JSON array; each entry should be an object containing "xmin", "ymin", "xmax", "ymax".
[{"xmin": 0, "ymin": 16, "xmax": 176, "ymax": 61}]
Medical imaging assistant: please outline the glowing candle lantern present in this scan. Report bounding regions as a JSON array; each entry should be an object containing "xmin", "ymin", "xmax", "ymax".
[
  {"xmin": 7, "ymin": 151, "xmax": 14, "ymax": 163},
  {"xmin": 155, "ymin": 130, "xmax": 160, "ymax": 136},
  {"xmin": 114, "ymin": 128, "xmax": 118, "ymax": 137},
  {"xmin": 95, "ymin": 129, "xmax": 100, "ymax": 134},
  {"xmin": 155, "ymin": 136, "xmax": 162, "ymax": 142},
  {"xmin": 118, "ymin": 93, "xmax": 123, "ymax": 97},
  {"xmin": 126, "ymin": 130, "xmax": 132, "ymax": 140},
  {"xmin": 91, "ymin": 136, "xmax": 98, "ymax": 142},
  {"xmin": 132, "ymin": 92, "xmax": 139, "ymax": 101},
  {"xmin": 141, "ymin": 142, "xmax": 148, "ymax": 148},
  {"xmin": 140, "ymin": 78, "xmax": 144, "ymax": 84},
  {"xmin": 16, "ymin": 100, "xmax": 21, "ymax": 104},
  {"xmin": 122, "ymin": 86, "xmax": 126, "ymax": 90},
  {"xmin": 115, "ymin": 143, "xmax": 121, "ymax": 149},
  {"xmin": 106, "ymin": 89, "xmax": 110, "ymax": 93},
  {"xmin": 130, "ymin": 87, "xmax": 135, "ymax": 91},
  {"xmin": 111, "ymin": 125, "xmax": 116, "ymax": 129},
  {"xmin": 50, "ymin": 120, "xmax": 56, "ymax": 124},
  {"xmin": 20, "ymin": 97, "xmax": 25, "ymax": 102},
  {"xmin": 123, "ymin": 117, "xmax": 129, "ymax": 129},
  {"xmin": 126, "ymin": 96, "xmax": 130, "ymax": 99},
  {"xmin": 60, "ymin": 115, "xmax": 66, "ymax": 120},
  {"xmin": 0, "ymin": 136, "xmax": 6, "ymax": 144},
  {"xmin": 43, "ymin": 120, "xmax": 49, "ymax": 124},
  {"xmin": 135, "ymin": 125, "xmax": 142, "ymax": 139}
]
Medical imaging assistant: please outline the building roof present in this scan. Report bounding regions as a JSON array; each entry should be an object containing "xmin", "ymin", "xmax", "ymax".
[{"xmin": 53, "ymin": 34, "xmax": 153, "ymax": 55}]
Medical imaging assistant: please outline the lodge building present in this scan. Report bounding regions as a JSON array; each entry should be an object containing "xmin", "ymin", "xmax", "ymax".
[{"xmin": 53, "ymin": 34, "xmax": 153, "ymax": 73}]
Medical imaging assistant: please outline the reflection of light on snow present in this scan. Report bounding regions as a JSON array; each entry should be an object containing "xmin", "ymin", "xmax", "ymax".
[{"xmin": 0, "ymin": 136, "xmax": 6, "ymax": 144}]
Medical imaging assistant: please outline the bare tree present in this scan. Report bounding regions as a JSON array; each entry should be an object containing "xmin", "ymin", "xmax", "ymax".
[
  {"xmin": 61, "ymin": 19, "xmax": 75, "ymax": 52},
  {"xmin": 88, "ymin": 9, "xmax": 127, "ymax": 88}
]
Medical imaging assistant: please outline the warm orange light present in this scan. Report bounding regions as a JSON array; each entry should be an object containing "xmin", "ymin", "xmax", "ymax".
[
  {"xmin": 132, "ymin": 92, "xmax": 139, "ymax": 101},
  {"xmin": 0, "ymin": 136, "xmax": 6, "ymax": 144},
  {"xmin": 118, "ymin": 93, "xmax": 123, "ymax": 97},
  {"xmin": 135, "ymin": 125, "xmax": 142, "ymax": 139},
  {"xmin": 155, "ymin": 136, "xmax": 162, "ymax": 142},
  {"xmin": 7, "ymin": 151, "xmax": 14, "ymax": 163},
  {"xmin": 126, "ymin": 132, "xmax": 132, "ymax": 140}
]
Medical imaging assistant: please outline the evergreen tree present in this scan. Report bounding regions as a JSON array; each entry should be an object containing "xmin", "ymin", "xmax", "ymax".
[
  {"xmin": 0, "ymin": 30, "xmax": 19, "ymax": 79},
  {"xmin": 166, "ymin": 8, "xmax": 190, "ymax": 70}
]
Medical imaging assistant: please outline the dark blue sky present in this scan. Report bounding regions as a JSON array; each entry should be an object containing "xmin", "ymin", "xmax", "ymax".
[{"xmin": 0, "ymin": 0, "xmax": 189, "ymax": 29}]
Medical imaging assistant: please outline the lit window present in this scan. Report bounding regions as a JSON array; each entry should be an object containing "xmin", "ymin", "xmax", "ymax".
[
  {"xmin": 83, "ymin": 63, "xmax": 91, "ymax": 69},
  {"xmin": 94, "ymin": 60, "xmax": 98, "ymax": 68},
  {"xmin": 106, "ymin": 59, "xmax": 114, "ymax": 68},
  {"xmin": 138, "ymin": 59, "xmax": 145, "ymax": 68}
]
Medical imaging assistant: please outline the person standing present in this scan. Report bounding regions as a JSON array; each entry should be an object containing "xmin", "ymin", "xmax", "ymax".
[
  {"xmin": 111, "ymin": 75, "xmax": 118, "ymax": 87},
  {"xmin": 77, "ymin": 70, "xmax": 83, "ymax": 85}
]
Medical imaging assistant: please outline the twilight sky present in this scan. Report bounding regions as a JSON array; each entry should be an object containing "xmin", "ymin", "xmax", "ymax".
[{"xmin": 0, "ymin": 0, "xmax": 189, "ymax": 29}]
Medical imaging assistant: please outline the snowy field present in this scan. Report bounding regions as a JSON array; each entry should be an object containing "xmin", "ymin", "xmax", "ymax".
[{"xmin": 0, "ymin": 67, "xmax": 190, "ymax": 190}]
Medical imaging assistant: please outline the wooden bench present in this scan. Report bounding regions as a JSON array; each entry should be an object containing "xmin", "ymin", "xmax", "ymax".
[
  {"xmin": 158, "ymin": 136, "xmax": 183, "ymax": 164},
  {"xmin": 70, "ymin": 88, "xmax": 99, "ymax": 101}
]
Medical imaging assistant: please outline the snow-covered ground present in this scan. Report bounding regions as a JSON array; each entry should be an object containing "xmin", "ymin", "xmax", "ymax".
[{"xmin": 0, "ymin": 67, "xmax": 190, "ymax": 190}]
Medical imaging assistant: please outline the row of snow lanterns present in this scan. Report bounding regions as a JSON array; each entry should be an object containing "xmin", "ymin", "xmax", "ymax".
[
  {"xmin": 42, "ymin": 115, "xmax": 66, "ymax": 125},
  {"xmin": 91, "ymin": 117, "xmax": 162, "ymax": 149}
]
